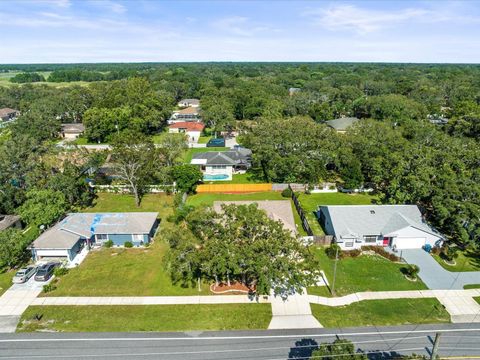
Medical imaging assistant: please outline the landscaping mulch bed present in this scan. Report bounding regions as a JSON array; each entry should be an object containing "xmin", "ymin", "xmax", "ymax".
[{"xmin": 210, "ymin": 282, "xmax": 255, "ymax": 294}]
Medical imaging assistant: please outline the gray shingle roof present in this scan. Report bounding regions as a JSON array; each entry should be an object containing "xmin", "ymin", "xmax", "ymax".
[
  {"xmin": 61, "ymin": 123, "xmax": 85, "ymax": 133},
  {"xmin": 320, "ymin": 205, "xmax": 441, "ymax": 239},
  {"xmin": 31, "ymin": 212, "xmax": 158, "ymax": 250},
  {"xmin": 192, "ymin": 149, "xmax": 251, "ymax": 166},
  {"xmin": 325, "ymin": 117, "xmax": 359, "ymax": 131}
]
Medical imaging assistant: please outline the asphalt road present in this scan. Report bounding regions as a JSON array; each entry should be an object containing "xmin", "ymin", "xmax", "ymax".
[{"xmin": 2, "ymin": 323, "xmax": 480, "ymax": 359}]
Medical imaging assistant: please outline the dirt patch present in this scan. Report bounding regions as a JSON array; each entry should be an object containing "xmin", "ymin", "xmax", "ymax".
[{"xmin": 210, "ymin": 282, "xmax": 255, "ymax": 294}]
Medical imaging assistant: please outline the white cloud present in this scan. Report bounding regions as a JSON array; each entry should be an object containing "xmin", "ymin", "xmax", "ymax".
[
  {"xmin": 211, "ymin": 16, "xmax": 278, "ymax": 37},
  {"xmin": 88, "ymin": 0, "xmax": 127, "ymax": 14}
]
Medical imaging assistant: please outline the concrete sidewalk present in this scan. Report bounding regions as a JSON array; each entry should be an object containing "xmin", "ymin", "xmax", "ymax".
[{"xmin": 268, "ymin": 290, "xmax": 322, "ymax": 329}]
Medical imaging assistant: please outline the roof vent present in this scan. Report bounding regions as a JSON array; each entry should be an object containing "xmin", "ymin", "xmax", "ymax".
[{"xmin": 370, "ymin": 210, "xmax": 375, "ymax": 214}]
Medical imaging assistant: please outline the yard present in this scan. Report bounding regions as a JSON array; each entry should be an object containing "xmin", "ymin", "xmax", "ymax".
[
  {"xmin": 183, "ymin": 147, "xmax": 229, "ymax": 163},
  {"xmin": 186, "ymin": 191, "xmax": 307, "ymax": 236},
  {"xmin": 296, "ymin": 192, "xmax": 377, "ymax": 235},
  {"xmin": 18, "ymin": 304, "xmax": 272, "ymax": 332},
  {"xmin": 308, "ymin": 246, "xmax": 427, "ymax": 297},
  {"xmin": 86, "ymin": 192, "xmax": 173, "ymax": 215},
  {"xmin": 311, "ymin": 298, "xmax": 450, "ymax": 328},
  {"xmin": 0, "ymin": 270, "xmax": 14, "ymax": 296},
  {"xmin": 432, "ymin": 250, "xmax": 480, "ymax": 272}
]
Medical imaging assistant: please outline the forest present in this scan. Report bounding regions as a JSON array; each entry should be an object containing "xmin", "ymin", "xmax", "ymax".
[{"xmin": 0, "ymin": 62, "xmax": 478, "ymax": 254}]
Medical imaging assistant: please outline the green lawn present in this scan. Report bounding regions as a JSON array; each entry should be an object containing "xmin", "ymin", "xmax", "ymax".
[
  {"xmin": 209, "ymin": 172, "xmax": 264, "ymax": 184},
  {"xmin": 43, "ymin": 242, "xmax": 210, "ymax": 297},
  {"xmin": 432, "ymin": 250, "xmax": 480, "ymax": 272},
  {"xmin": 18, "ymin": 304, "xmax": 272, "ymax": 332},
  {"xmin": 186, "ymin": 191, "xmax": 306, "ymax": 235},
  {"xmin": 308, "ymin": 247, "xmax": 427, "ymax": 297},
  {"xmin": 297, "ymin": 192, "xmax": 377, "ymax": 235},
  {"xmin": 70, "ymin": 136, "xmax": 101, "ymax": 145},
  {"xmin": 0, "ymin": 270, "xmax": 14, "ymax": 296},
  {"xmin": 311, "ymin": 299, "xmax": 450, "ymax": 328},
  {"xmin": 198, "ymin": 136, "xmax": 211, "ymax": 144},
  {"xmin": 86, "ymin": 193, "xmax": 174, "ymax": 215},
  {"xmin": 183, "ymin": 147, "xmax": 229, "ymax": 163}
]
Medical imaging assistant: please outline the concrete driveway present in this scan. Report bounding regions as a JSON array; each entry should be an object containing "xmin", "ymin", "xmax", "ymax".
[{"xmin": 401, "ymin": 249, "xmax": 480, "ymax": 289}]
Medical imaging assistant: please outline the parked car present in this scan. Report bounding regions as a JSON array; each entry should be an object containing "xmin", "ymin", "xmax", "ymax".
[
  {"xmin": 12, "ymin": 266, "xmax": 37, "ymax": 284},
  {"xmin": 34, "ymin": 262, "xmax": 60, "ymax": 282}
]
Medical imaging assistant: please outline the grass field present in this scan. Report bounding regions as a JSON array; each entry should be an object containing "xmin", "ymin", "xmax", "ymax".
[
  {"xmin": 18, "ymin": 304, "xmax": 272, "ymax": 332},
  {"xmin": 86, "ymin": 193, "xmax": 174, "ymax": 215},
  {"xmin": 198, "ymin": 136, "xmax": 211, "ymax": 144},
  {"xmin": 0, "ymin": 270, "xmax": 14, "ymax": 296},
  {"xmin": 206, "ymin": 172, "xmax": 263, "ymax": 184},
  {"xmin": 0, "ymin": 72, "xmax": 90, "ymax": 88},
  {"xmin": 183, "ymin": 147, "xmax": 229, "ymax": 163},
  {"xmin": 308, "ymin": 247, "xmax": 427, "ymax": 297},
  {"xmin": 311, "ymin": 298, "xmax": 450, "ymax": 328},
  {"xmin": 432, "ymin": 251, "xmax": 480, "ymax": 272},
  {"xmin": 296, "ymin": 192, "xmax": 377, "ymax": 235},
  {"xmin": 186, "ymin": 191, "xmax": 306, "ymax": 236}
]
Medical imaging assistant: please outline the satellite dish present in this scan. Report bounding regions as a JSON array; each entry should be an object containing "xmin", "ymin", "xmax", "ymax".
[{"xmin": 39, "ymin": 224, "xmax": 45, "ymax": 231}]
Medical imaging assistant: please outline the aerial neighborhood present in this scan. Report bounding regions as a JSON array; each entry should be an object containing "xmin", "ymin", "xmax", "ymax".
[{"xmin": 0, "ymin": 62, "xmax": 479, "ymax": 344}]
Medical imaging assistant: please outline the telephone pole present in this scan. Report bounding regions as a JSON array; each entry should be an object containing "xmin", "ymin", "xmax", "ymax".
[
  {"xmin": 331, "ymin": 246, "xmax": 339, "ymax": 296},
  {"xmin": 431, "ymin": 332, "xmax": 441, "ymax": 360}
]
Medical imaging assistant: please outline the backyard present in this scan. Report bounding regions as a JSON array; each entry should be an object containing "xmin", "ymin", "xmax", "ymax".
[
  {"xmin": 18, "ymin": 304, "xmax": 272, "ymax": 332},
  {"xmin": 297, "ymin": 192, "xmax": 377, "ymax": 235},
  {"xmin": 308, "ymin": 246, "xmax": 427, "ymax": 297},
  {"xmin": 311, "ymin": 298, "xmax": 450, "ymax": 328},
  {"xmin": 86, "ymin": 192, "xmax": 174, "ymax": 214}
]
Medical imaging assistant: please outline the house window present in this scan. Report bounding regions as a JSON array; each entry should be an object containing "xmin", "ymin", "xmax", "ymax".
[
  {"xmin": 345, "ymin": 242, "xmax": 354, "ymax": 247},
  {"xmin": 363, "ymin": 235, "xmax": 378, "ymax": 243},
  {"xmin": 95, "ymin": 234, "xmax": 108, "ymax": 243},
  {"xmin": 132, "ymin": 234, "xmax": 144, "ymax": 242}
]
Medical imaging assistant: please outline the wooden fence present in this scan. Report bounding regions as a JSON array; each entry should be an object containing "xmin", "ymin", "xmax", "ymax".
[
  {"xmin": 289, "ymin": 185, "xmax": 314, "ymax": 236},
  {"xmin": 196, "ymin": 183, "xmax": 272, "ymax": 193}
]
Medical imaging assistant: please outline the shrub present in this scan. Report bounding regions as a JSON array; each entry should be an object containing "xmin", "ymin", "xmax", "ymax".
[
  {"xmin": 430, "ymin": 246, "xmax": 442, "ymax": 256},
  {"xmin": 42, "ymin": 283, "xmax": 57, "ymax": 293},
  {"xmin": 124, "ymin": 241, "xmax": 133, "ymax": 248},
  {"xmin": 104, "ymin": 240, "xmax": 114, "ymax": 248},
  {"xmin": 404, "ymin": 264, "xmax": 420, "ymax": 279},
  {"xmin": 53, "ymin": 267, "xmax": 68, "ymax": 277},
  {"xmin": 361, "ymin": 246, "xmax": 400, "ymax": 262},
  {"xmin": 344, "ymin": 249, "xmax": 361, "ymax": 258},
  {"xmin": 325, "ymin": 244, "xmax": 342, "ymax": 259},
  {"xmin": 441, "ymin": 245, "xmax": 459, "ymax": 262},
  {"xmin": 281, "ymin": 188, "xmax": 292, "ymax": 198}
]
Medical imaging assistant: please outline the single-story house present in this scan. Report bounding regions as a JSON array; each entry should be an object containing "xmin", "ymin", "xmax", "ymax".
[
  {"xmin": 0, "ymin": 108, "xmax": 20, "ymax": 123},
  {"xmin": 61, "ymin": 123, "xmax": 85, "ymax": 140},
  {"xmin": 191, "ymin": 148, "xmax": 252, "ymax": 181},
  {"xmin": 29, "ymin": 212, "xmax": 159, "ymax": 262},
  {"xmin": 325, "ymin": 117, "xmax": 359, "ymax": 133},
  {"xmin": 168, "ymin": 121, "xmax": 205, "ymax": 143},
  {"xmin": 0, "ymin": 214, "xmax": 22, "ymax": 231},
  {"xmin": 214, "ymin": 200, "xmax": 297, "ymax": 234},
  {"xmin": 169, "ymin": 106, "xmax": 202, "ymax": 124},
  {"xmin": 288, "ymin": 87, "xmax": 301, "ymax": 96},
  {"xmin": 178, "ymin": 98, "xmax": 200, "ymax": 108},
  {"xmin": 318, "ymin": 205, "xmax": 443, "ymax": 250}
]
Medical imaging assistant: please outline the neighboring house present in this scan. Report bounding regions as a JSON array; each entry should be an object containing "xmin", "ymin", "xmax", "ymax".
[
  {"xmin": 0, "ymin": 108, "xmax": 20, "ymax": 126},
  {"xmin": 0, "ymin": 214, "xmax": 22, "ymax": 231},
  {"xmin": 325, "ymin": 117, "xmax": 359, "ymax": 133},
  {"xmin": 191, "ymin": 149, "xmax": 252, "ymax": 181},
  {"xmin": 318, "ymin": 205, "xmax": 443, "ymax": 250},
  {"xmin": 29, "ymin": 212, "xmax": 159, "ymax": 262},
  {"xmin": 213, "ymin": 200, "xmax": 297, "ymax": 234},
  {"xmin": 288, "ymin": 87, "xmax": 301, "ymax": 96},
  {"xmin": 61, "ymin": 123, "xmax": 85, "ymax": 140},
  {"xmin": 168, "ymin": 121, "xmax": 205, "ymax": 143},
  {"xmin": 427, "ymin": 115, "xmax": 449, "ymax": 125},
  {"xmin": 169, "ymin": 106, "xmax": 202, "ymax": 124},
  {"xmin": 178, "ymin": 98, "xmax": 200, "ymax": 108}
]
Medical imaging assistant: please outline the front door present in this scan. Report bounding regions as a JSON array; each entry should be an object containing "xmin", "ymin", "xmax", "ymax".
[{"xmin": 382, "ymin": 237, "xmax": 390, "ymax": 247}]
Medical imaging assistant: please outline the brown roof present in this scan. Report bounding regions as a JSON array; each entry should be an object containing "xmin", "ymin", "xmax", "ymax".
[
  {"xmin": 176, "ymin": 106, "xmax": 199, "ymax": 115},
  {"xmin": 169, "ymin": 122, "xmax": 205, "ymax": 131},
  {"xmin": 0, "ymin": 108, "xmax": 19, "ymax": 118}
]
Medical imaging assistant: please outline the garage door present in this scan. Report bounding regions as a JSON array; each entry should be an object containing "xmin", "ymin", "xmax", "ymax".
[{"xmin": 395, "ymin": 237, "xmax": 426, "ymax": 250}]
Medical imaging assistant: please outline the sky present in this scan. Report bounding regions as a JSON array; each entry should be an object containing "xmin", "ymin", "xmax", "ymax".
[{"xmin": 1, "ymin": 0, "xmax": 480, "ymax": 63}]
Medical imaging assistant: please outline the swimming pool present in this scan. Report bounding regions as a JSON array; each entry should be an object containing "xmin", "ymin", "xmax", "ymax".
[{"xmin": 203, "ymin": 174, "xmax": 230, "ymax": 181}]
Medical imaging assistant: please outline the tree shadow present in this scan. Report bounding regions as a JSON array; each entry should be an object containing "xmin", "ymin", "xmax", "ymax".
[{"xmin": 288, "ymin": 338, "xmax": 318, "ymax": 359}]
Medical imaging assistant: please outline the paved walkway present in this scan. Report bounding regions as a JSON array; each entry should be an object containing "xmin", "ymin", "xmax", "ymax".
[
  {"xmin": 402, "ymin": 249, "xmax": 480, "ymax": 289},
  {"xmin": 268, "ymin": 290, "xmax": 322, "ymax": 329}
]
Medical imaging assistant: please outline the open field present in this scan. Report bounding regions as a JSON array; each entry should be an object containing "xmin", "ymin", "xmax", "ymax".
[
  {"xmin": 432, "ymin": 251, "xmax": 480, "ymax": 272},
  {"xmin": 0, "ymin": 270, "xmax": 14, "ymax": 296},
  {"xmin": 308, "ymin": 247, "xmax": 427, "ymax": 297},
  {"xmin": 86, "ymin": 193, "xmax": 173, "ymax": 214},
  {"xmin": 0, "ymin": 72, "xmax": 90, "ymax": 88},
  {"xmin": 311, "ymin": 298, "xmax": 450, "ymax": 328},
  {"xmin": 296, "ymin": 192, "xmax": 377, "ymax": 235},
  {"xmin": 18, "ymin": 304, "xmax": 272, "ymax": 332}
]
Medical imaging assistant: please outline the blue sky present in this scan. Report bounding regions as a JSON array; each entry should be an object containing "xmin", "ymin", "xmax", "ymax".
[{"xmin": 1, "ymin": 0, "xmax": 479, "ymax": 63}]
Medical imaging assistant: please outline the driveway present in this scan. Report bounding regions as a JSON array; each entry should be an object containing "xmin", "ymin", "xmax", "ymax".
[{"xmin": 401, "ymin": 249, "xmax": 480, "ymax": 290}]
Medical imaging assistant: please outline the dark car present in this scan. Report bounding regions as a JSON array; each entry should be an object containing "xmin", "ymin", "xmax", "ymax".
[{"xmin": 34, "ymin": 263, "xmax": 59, "ymax": 282}]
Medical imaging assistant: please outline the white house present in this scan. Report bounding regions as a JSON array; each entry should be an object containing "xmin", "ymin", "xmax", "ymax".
[
  {"xmin": 168, "ymin": 122, "xmax": 205, "ymax": 143},
  {"xmin": 318, "ymin": 205, "xmax": 443, "ymax": 250},
  {"xmin": 61, "ymin": 123, "xmax": 85, "ymax": 140},
  {"xmin": 178, "ymin": 98, "xmax": 200, "ymax": 108},
  {"xmin": 190, "ymin": 149, "xmax": 252, "ymax": 181}
]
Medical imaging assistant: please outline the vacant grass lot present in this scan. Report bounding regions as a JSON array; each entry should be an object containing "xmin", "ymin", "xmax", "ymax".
[
  {"xmin": 0, "ymin": 270, "xmax": 14, "ymax": 296},
  {"xmin": 308, "ymin": 247, "xmax": 427, "ymax": 297},
  {"xmin": 187, "ymin": 191, "xmax": 306, "ymax": 235},
  {"xmin": 311, "ymin": 298, "xmax": 450, "ymax": 328},
  {"xmin": 183, "ymin": 147, "xmax": 229, "ymax": 163},
  {"xmin": 296, "ymin": 192, "xmax": 377, "ymax": 235},
  {"xmin": 432, "ymin": 251, "xmax": 480, "ymax": 272},
  {"xmin": 86, "ymin": 193, "xmax": 173, "ymax": 215},
  {"xmin": 18, "ymin": 304, "xmax": 272, "ymax": 332}
]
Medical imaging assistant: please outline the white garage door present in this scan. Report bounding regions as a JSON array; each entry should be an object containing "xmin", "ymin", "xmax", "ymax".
[{"xmin": 395, "ymin": 237, "xmax": 426, "ymax": 250}]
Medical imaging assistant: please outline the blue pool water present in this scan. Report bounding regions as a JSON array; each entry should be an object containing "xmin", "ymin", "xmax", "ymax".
[{"xmin": 203, "ymin": 174, "xmax": 230, "ymax": 181}]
